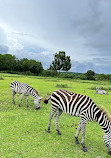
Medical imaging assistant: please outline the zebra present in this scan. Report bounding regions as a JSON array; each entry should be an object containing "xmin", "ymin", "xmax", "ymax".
[
  {"xmin": 10, "ymin": 81, "xmax": 42, "ymax": 109},
  {"xmin": 44, "ymin": 89, "xmax": 111, "ymax": 154},
  {"xmin": 96, "ymin": 87, "xmax": 107, "ymax": 95}
]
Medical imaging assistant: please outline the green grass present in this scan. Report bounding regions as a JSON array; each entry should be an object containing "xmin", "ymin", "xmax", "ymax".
[{"xmin": 0, "ymin": 73, "xmax": 111, "ymax": 157}]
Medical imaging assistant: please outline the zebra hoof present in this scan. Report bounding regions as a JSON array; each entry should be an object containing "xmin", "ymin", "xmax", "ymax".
[
  {"xmin": 47, "ymin": 130, "xmax": 50, "ymax": 133},
  {"xmin": 58, "ymin": 132, "xmax": 61, "ymax": 135},
  {"xmin": 83, "ymin": 147, "xmax": 87, "ymax": 152},
  {"xmin": 57, "ymin": 130, "xmax": 61, "ymax": 135},
  {"xmin": 75, "ymin": 140, "xmax": 79, "ymax": 144},
  {"xmin": 45, "ymin": 129, "xmax": 50, "ymax": 133}
]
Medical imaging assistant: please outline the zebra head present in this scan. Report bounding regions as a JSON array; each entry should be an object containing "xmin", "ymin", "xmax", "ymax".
[
  {"xmin": 34, "ymin": 97, "xmax": 42, "ymax": 110},
  {"xmin": 103, "ymin": 133, "xmax": 111, "ymax": 155}
]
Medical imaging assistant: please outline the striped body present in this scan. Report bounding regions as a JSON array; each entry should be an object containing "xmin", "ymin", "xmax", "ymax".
[
  {"xmin": 44, "ymin": 89, "xmax": 111, "ymax": 154},
  {"xmin": 51, "ymin": 89, "xmax": 95, "ymax": 117},
  {"xmin": 10, "ymin": 81, "xmax": 42, "ymax": 109}
]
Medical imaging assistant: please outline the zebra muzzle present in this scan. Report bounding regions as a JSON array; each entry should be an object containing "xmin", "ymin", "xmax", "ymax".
[{"xmin": 35, "ymin": 107, "xmax": 40, "ymax": 110}]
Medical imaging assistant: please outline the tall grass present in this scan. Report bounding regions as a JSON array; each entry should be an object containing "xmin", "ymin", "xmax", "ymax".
[{"xmin": 0, "ymin": 73, "xmax": 111, "ymax": 157}]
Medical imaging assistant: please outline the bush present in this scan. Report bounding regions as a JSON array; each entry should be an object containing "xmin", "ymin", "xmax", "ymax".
[
  {"xmin": 60, "ymin": 73, "xmax": 76, "ymax": 79},
  {"xmin": 56, "ymin": 84, "xmax": 69, "ymax": 88},
  {"xmin": 41, "ymin": 70, "xmax": 58, "ymax": 77},
  {"xmin": 0, "ymin": 77, "xmax": 4, "ymax": 80},
  {"xmin": 25, "ymin": 71, "xmax": 34, "ymax": 76}
]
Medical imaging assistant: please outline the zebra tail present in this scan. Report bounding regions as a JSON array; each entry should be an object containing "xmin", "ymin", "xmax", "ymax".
[{"xmin": 43, "ymin": 95, "xmax": 51, "ymax": 104}]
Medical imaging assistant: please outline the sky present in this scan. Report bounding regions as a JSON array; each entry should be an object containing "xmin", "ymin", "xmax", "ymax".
[{"xmin": 0, "ymin": 0, "xmax": 111, "ymax": 74}]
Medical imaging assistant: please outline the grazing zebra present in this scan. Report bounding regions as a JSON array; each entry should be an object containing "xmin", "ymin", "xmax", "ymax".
[
  {"xmin": 96, "ymin": 87, "xmax": 107, "ymax": 95},
  {"xmin": 10, "ymin": 81, "xmax": 42, "ymax": 109},
  {"xmin": 44, "ymin": 89, "xmax": 111, "ymax": 154}
]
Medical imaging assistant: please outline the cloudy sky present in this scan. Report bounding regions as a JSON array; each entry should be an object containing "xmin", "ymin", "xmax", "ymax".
[{"xmin": 0, "ymin": 0, "xmax": 111, "ymax": 74}]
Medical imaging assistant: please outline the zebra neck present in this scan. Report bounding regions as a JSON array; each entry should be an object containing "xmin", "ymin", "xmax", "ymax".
[
  {"xmin": 31, "ymin": 94, "xmax": 38, "ymax": 99},
  {"xmin": 29, "ymin": 88, "xmax": 38, "ymax": 99},
  {"xmin": 95, "ymin": 109, "xmax": 111, "ymax": 134}
]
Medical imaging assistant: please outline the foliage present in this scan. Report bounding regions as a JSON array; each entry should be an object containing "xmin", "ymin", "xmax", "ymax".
[
  {"xmin": 0, "ymin": 54, "xmax": 17, "ymax": 71},
  {"xmin": 85, "ymin": 70, "xmax": 95, "ymax": 80},
  {"xmin": 0, "ymin": 54, "xmax": 43, "ymax": 75},
  {"xmin": 56, "ymin": 84, "xmax": 69, "ymax": 88},
  {"xmin": 1, "ymin": 53, "xmax": 111, "ymax": 82},
  {"xmin": 79, "ymin": 74, "xmax": 87, "ymax": 80},
  {"xmin": 42, "ymin": 69, "xmax": 58, "ymax": 77},
  {"xmin": 96, "ymin": 74, "xmax": 111, "ymax": 81},
  {"xmin": 22, "ymin": 59, "xmax": 43, "ymax": 75},
  {"xmin": 50, "ymin": 51, "xmax": 71, "ymax": 76},
  {"xmin": 60, "ymin": 73, "xmax": 77, "ymax": 79}
]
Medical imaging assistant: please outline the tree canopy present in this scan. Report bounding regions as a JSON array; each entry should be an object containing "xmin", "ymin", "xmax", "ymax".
[
  {"xmin": 85, "ymin": 70, "xmax": 95, "ymax": 80},
  {"xmin": 50, "ymin": 51, "xmax": 71, "ymax": 76}
]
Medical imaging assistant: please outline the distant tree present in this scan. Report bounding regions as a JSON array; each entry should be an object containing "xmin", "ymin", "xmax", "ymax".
[
  {"xmin": 96, "ymin": 74, "xmax": 111, "ymax": 81},
  {"xmin": 51, "ymin": 51, "xmax": 71, "ymax": 76},
  {"xmin": 19, "ymin": 58, "xmax": 29, "ymax": 71},
  {"xmin": 0, "ymin": 54, "xmax": 17, "ymax": 71},
  {"xmin": 0, "ymin": 54, "xmax": 4, "ymax": 70},
  {"xmin": 85, "ymin": 70, "xmax": 95, "ymax": 80},
  {"xmin": 96, "ymin": 74, "xmax": 106, "ymax": 80},
  {"xmin": 22, "ymin": 59, "xmax": 43, "ymax": 75}
]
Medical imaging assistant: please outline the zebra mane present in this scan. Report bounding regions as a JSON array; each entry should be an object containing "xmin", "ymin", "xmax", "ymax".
[
  {"xmin": 32, "ymin": 87, "xmax": 39, "ymax": 96},
  {"xmin": 99, "ymin": 106, "xmax": 111, "ymax": 122}
]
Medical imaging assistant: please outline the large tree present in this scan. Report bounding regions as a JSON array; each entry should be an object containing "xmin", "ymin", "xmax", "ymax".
[
  {"xmin": 0, "ymin": 54, "xmax": 17, "ymax": 71},
  {"xmin": 51, "ymin": 51, "xmax": 71, "ymax": 76},
  {"xmin": 85, "ymin": 70, "xmax": 95, "ymax": 80}
]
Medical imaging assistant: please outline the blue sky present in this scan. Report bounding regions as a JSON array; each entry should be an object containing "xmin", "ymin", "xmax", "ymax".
[{"xmin": 0, "ymin": 0, "xmax": 111, "ymax": 74}]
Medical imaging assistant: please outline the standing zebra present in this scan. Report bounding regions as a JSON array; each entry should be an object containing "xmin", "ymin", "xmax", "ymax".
[
  {"xmin": 10, "ymin": 81, "xmax": 42, "ymax": 109},
  {"xmin": 44, "ymin": 89, "xmax": 111, "ymax": 154}
]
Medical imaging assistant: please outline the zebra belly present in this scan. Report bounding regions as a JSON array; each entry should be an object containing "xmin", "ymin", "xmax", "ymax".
[{"xmin": 14, "ymin": 88, "xmax": 29, "ymax": 95}]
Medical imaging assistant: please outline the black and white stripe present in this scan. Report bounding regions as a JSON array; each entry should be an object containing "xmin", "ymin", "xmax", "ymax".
[
  {"xmin": 10, "ymin": 81, "xmax": 42, "ymax": 109},
  {"xmin": 44, "ymin": 89, "xmax": 111, "ymax": 154}
]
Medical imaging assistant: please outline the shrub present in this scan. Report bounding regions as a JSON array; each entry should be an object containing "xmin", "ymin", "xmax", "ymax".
[
  {"xmin": 0, "ymin": 77, "xmax": 4, "ymax": 80},
  {"xmin": 56, "ymin": 84, "xmax": 69, "ymax": 88}
]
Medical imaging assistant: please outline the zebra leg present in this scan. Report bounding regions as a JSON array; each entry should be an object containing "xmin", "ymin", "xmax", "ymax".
[
  {"xmin": 26, "ymin": 96, "xmax": 29, "ymax": 107},
  {"xmin": 47, "ymin": 108, "xmax": 57, "ymax": 133},
  {"xmin": 12, "ymin": 91, "xmax": 16, "ymax": 104},
  {"xmin": 81, "ymin": 122, "xmax": 87, "ymax": 152},
  {"xmin": 75, "ymin": 121, "xmax": 82, "ymax": 144},
  {"xmin": 55, "ymin": 109, "xmax": 63, "ymax": 135},
  {"xmin": 19, "ymin": 93, "xmax": 25, "ymax": 107}
]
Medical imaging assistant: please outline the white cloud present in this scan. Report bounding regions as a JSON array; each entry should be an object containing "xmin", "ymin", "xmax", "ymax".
[{"xmin": 0, "ymin": 0, "xmax": 111, "ymax": 74}]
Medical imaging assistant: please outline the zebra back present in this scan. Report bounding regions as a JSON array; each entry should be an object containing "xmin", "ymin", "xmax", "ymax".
[{"xmin": 50, "ymin": 89, "xmax": 94, "ymax": 116}]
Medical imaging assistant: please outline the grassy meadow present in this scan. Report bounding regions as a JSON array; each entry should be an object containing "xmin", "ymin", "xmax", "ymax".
[{"xmin": 0, "ymin": 73, "xmax": 111, "ymax": 158}]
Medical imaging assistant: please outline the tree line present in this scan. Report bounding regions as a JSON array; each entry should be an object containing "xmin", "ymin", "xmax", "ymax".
[
  {"xmin": 0, "ymin": 52, "xmax": 111, "ymax": 81},
  {"xmin": 0, "ymin": 54, "xmax": 43, "ymax": 75}
]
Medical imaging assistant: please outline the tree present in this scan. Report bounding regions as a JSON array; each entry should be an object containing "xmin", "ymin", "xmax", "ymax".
[
  {"xmin": 22, "ymin": 59, "xmax": 43, "ymax": 75},
  {"xmin": 1, "ymin": 54, "xmax": 17, "ymax": 71},
  {"xmin": 85, "ymin": 70, "xmax": 95, "ymax": 80},
  {"xmin": 51, "ymin": 51, "xmax": 71, "ymax": 76}
]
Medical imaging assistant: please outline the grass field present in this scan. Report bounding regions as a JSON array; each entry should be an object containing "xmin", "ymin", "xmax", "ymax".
[{"xmin": 0, "ymin": 73, "xmax": 111, "ymax": 158}]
